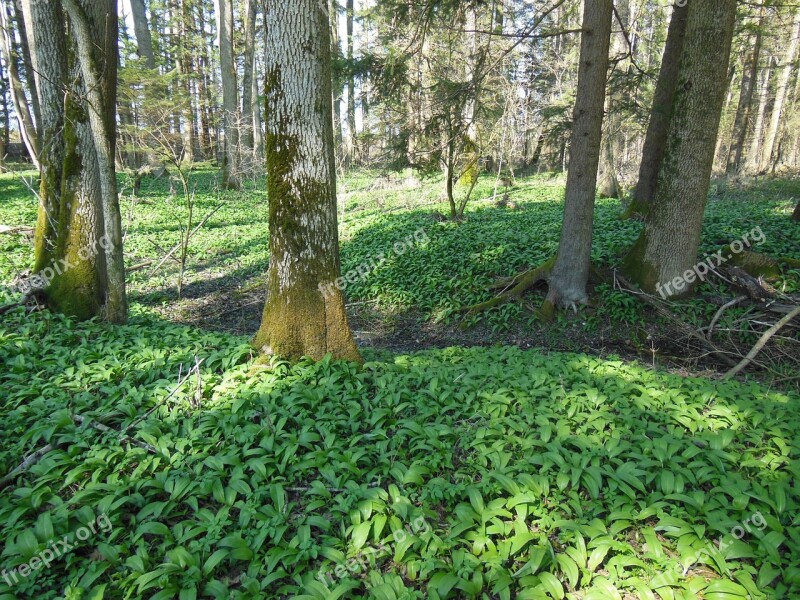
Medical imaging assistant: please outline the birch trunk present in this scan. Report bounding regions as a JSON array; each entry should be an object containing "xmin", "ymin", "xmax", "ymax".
[
  {"xmin": 544, "ymin": 0, "xmax": 613, "ymax": 309},
  {"xmin": 253, "ymin": 0, "xmax": 361, "ymax": 363},
  {"xmin": 623, "ymin": 0, "xmax": 737, "ymax": 298}
]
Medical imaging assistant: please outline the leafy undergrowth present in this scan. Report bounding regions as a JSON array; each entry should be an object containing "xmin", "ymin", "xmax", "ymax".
[{"xmin": 1, "ymin": 307, "xmax": 799, "ymax": 599}]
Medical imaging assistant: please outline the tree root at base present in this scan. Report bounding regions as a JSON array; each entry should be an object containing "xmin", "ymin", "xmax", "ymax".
[{"xmin": 458, "ymin": 256, "xmax": 556, "ymax": 317}]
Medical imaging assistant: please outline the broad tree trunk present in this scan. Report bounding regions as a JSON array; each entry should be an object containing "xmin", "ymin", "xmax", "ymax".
[
  {"xmin": 253, "ymin": 0, "xmax": 361, "ymax": 363},
  {"xmin": 218, "ymin": 0, "xmax": 240, "ymax": 189},
  {"xmin": 130, "ymin": 0, "xmax": 156, "ymax": 69},
  {"xmin": 30, "ymin": 0, "xmax": 127, "ymax": 322},
  {"xmin": 544, "ymin": 0, "xmax": 613, "ymax": 309},
  {"xmin": 760, "ymin": 7, "xmax": 800, "ymax": 172},
  {"xmin": 627, "ymin": 2, "xmax": 688, "ymax": 216},
  {"xmin": 727, "ymin": 18, "xmax": 762, "ymax": 174},
  {"xmin": 623, "ymin": 0, "xmax": 737, "ymax": 298}
]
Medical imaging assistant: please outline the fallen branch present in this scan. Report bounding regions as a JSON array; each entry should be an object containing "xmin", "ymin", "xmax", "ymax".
[
  {"xmin": 72, "ymin": 415, "xmax": 157, "ymax": 454},
  {"xmin": 614, "ymin": 272, "xmax": 739, "ymax": 367},
  {"xmin": 707, "ymin": 296, "xmax": 747, "ymax": 339},
  {"xmin": 0, "ymin": 444, "xmax": 55, "ymax": 492},
  {"xmin": 0, "ymin": 292, "xmax": 32, "ymax": 316},
  {"xmin": 0, "ymin": 225, "xmax": 34, "ymax": 236},
  {"xmin": 724, "ymin": 305, "xmax": 800, "ymax": 379},
  {"xmin": 127, "ymin": 260, "xmax": 154, "ymax": 274}
]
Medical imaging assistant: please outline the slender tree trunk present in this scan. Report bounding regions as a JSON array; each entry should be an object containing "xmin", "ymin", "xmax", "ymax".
[
  {"xmin": 219, "ymin": 0, "xmax": 240, "ymax": 189},
  {"xmin": 241, "ymin": 0, "xmax": 257, "ymax": 156},
  {"xmin": 13, "ymin": 1, "xmax": 40, "ymax": 130},
  {"xmin": 623, "ymin": 0, "xmax": 737, "ymax": 298},
  {"xmin": 727, "ymin": 18, "xmax": 762, "ymax": 174},
  {"xmin": 330, "ymin": 0, "xmax": 343, "ymax": 151},
  {"xmin": 177, "ymin": 0, "xmax": 195, "ymax": 163},
  {"xmin": 760, "ymin": 7, "xmax": 800, "ymax": 172},
  {"xmin": 627, "ymin": 2, "xmax": 689, "ymax": 217},
  {"xmin": 346, "ymin": 0, "xmax": 357, "ymax": 163},
  {"xmin": 252, "ymin": 53, "xmax": 264, "ymax": 158},
  {"xmin": 253, "ymin": 0, "xmax": 361, "ymax": 363},
  {"xmin": 544, "ymin": 0, "xmax": 613, "ymax": 309},
  {"xmin": 196, "ymin": 3, "xmax": 212, "ymax": 158},
  {"xmin": 130, "ymin": 0, "xmax": 156, "ymax": 69},
  {"xmin": 0, "ymin": 3, "xmax": 39, "ymax": 168},
  {"xmin": 746, "ymin": 57, "xmax": 772, "ymax": 173}
]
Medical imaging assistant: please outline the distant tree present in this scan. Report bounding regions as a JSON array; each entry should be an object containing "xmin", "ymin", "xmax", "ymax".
[
  {"xmin": 130, "ymin": 0, "xmax": 156, "ymax": 69},
  {"xmin": 623, "ymin": 0, "xmax": 737, "ymax": 298},
  {"xmin": 29, "ymin": 0, "xmax": 127, "ymax": 322},
  {"xmin": 543, "ymin": 0, "xmax": 613, "ymax": 310},
  {"xmin": 218, "ymin": 0, "xmax": 241, "ymax": 189},
  {"xmin": 253, "ymin": 0, "xmax": 361, "ymax": 362}
]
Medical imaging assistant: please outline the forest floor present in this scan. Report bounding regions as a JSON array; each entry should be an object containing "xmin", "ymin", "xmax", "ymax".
[
  {"xmin": 0, "ymin": 166, "xmax": 799, "ymax": 598},
  {"xmin": 5, "ymin": 166, "xmax": 797, "ymax": 386}
]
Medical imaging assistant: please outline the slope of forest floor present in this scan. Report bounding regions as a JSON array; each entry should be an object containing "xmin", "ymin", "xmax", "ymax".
[{"xmin": 0, "ymin": 168, "xmax": 799, "ymax": 597}]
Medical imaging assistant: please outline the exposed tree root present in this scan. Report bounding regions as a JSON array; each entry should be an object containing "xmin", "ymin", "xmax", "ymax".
[{"xmin": 459, "ymin": 256, "xmax": 556, "ymax": 316}]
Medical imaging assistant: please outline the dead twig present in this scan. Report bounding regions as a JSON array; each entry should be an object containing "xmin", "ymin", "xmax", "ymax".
[
  {"xmin": 707, "ymin": 296, "xmax": 748, "ymax": 339},
  {"xmin": 724, "ymin": 306, "xmax": 800, "ymax": 379}
]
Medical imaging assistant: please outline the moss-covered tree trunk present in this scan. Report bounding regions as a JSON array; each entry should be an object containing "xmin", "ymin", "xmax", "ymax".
[
  {"xmin": 626, "ymin": 2, "xmax": 688, "ymax": 218},
  {"xmin": 29, "ymin": 0, "xmax": 127, "ymax": 322},
  {"xmin": 623, "ymin": 0, "xmax": 737, "ymax": 298},
  {"xmin": 544, "ymin": 0, "xmax": 613, "ymax": 309},
  {"xmin": 253, "ymin": 0, "xmax": 361, "ymax": 363}
]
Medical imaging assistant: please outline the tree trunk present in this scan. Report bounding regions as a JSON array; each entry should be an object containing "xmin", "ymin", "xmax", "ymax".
[
  {"xmin": 130, "ymin": 0, "xmax": 156, "ymax": 69},
  {"xmin": 0, "ymin": 3, "xmax": 39, "ymax": 168},
  {"xmin": 760, "ymin": 7, "xmax": 800, "ymax": 172},
  {"xmin": 219, "ymin": 0, "xmax": 240, "ymax": 189},
  {"xmin": 726, "ymin": 18, "xmax": 762, "ymax": 175},
  {"xmin": 346, "ymin": 0, "xmax": 357, "ymax": 163},
  {"xmin": 746, "ymin": 57, "xmax": 772, "ymax": 173},
  {"xmin": 241, "ymin": 0, "xmax": 257, "ymax": 156},
  {"xmin": 253, "ymin": 0, "xmax": 361, "ymax": 363},
  {"xmin": 623, "ymin": 0, "xmax": 737, "ymax": 298},
  {"xmin": 196, "ymin": 3, "xmax": 213, "ymax": 158},
  {"xmin": 544, "ymin": 0, "xmax": 613, "ymax": 309},
  {"xmin": 30, "ymin": 0, "xmax": 127, "ymax": 322},
  {"xmin": 13, "ymin": 0, "xmax": 40, "ymax": 130},
  {"xmin": 627, "ymin": 2, "xmax": 689, "ymax": 216},
  {"xmin": 177, "ymin": 0, "xmax": 195, "ymax": 163},
  {"xmin": 330, "ymin": 0, "xmax": 343, "ymax": 150}
]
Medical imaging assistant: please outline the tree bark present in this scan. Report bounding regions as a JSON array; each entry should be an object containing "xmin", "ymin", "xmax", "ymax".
[
  {"xmin": 346, "ymin": 0, "xmax": 357, "ymax": 162},
  {"xmin": 253, "ymin": 0, "xmax": 361, "ymax": 363},
  {"xmin": 330, "ymin": 0, "xmax": 343, "ymax": 150},
  {"xmin": 544, "ymin": 0, "xmax": 613, "ymax": 309},
  {"xmin": 623, "ymin": 0, "xmax": 737, "ymax": 298},
  {"xmin": 30, "ymin": 0, "xmax": 127, "ymax": 322},
  {"xmin": 760, "ymin": 7, "xmax": 800, "ymax": 172},
  {"xmin": 627, "ymin": 2, "xmax": 689, "ymax": 216},
  {"xmin": 241, "ymin": 0, "xmax": 257, "ymax": 156},
  {"xmin": 726, "ymin": 17, "xmax": 762, "ymax": 174},
  {"xmin": 218, "ymin": 0, "xmax": 241, "ymax": 189},
  {"xmin": 746, "ymin": 56, "xmax": 772, "ymax": 173},
  {"xmin": 0, "ymin": 3, "xmax": 39, "ymax": 168},
  {"xmin": 130, "ymin": 0, "xmax": 156, "ymax": 69}
]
